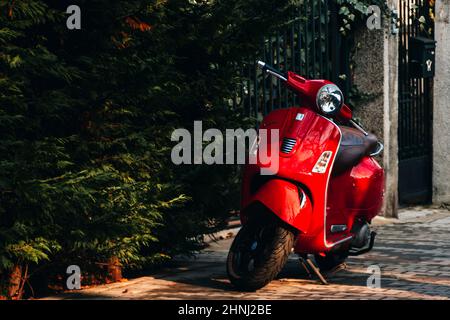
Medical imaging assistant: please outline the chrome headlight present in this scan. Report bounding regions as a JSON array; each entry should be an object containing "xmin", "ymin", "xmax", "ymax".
[{"xmin": 316, "ymin": 84, "xmax": 344, "ymax": 115}]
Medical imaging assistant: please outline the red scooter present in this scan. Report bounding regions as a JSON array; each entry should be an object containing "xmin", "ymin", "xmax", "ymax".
[{"xmin": 227, "ymin": 61, "xmax": 385, "ymax": 291}]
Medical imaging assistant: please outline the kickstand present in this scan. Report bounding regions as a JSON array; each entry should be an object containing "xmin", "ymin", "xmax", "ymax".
[
  {"xmin": 306, "ymin": 258, "xmax": 329, "ymax": 285},
  {"xmin": 299, "ymin": 257, "xmax": 313, "ymax": 279},
  {"xmin": 299, "ymin": 257, "xmax": 328, "ymax": 285}
]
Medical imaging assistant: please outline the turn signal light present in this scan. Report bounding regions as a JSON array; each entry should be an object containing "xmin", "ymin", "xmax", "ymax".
[{"xmin": 312, "ymin": 151, "xmax": 333, "ymax": 174}]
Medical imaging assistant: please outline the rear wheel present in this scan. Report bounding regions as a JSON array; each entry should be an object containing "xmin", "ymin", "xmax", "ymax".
[{"xmin": 227, "ymin": 213, "xmax": 295, "ymax": 291}]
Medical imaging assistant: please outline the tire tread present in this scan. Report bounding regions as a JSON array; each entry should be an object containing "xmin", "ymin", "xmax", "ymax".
[{"xmin": 227, "ymin": 222, "xmax": 295, "ymax": 291}]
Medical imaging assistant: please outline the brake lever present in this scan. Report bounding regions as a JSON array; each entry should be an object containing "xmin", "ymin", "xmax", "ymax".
[{"xmin": 349, "ymin": 119, "xmax": 369, "ymax": 136}]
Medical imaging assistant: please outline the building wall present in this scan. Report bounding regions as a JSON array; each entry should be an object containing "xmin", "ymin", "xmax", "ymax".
[
  {"xmin": 352, "ymin": 28, "xmax": 385, "ymax": 153},
  {"xmin": 349, "ymin": 0, "xmax": 449, "ymax": 214},
  {"xmin": 352, "ymin": 16, "xmax": 399, "ymax": 218},
  {"xmin": 382, "ymin": 13, "xmax": 400, "ymax": 218},
  {"xmin": 433, "ymin": 0, "xmax": 450, "ymax": 204}
]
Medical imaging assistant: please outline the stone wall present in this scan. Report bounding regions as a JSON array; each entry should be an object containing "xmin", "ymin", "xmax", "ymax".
[
  {"xmin": 348, "ymin": 0, "xmax": 450, "ymax": 213},
  {"xmin": 352, "ymin": 17, "xmax": 399, "ymax": 217},
  {"xmin": 433, "ymin": 0, "xmax": 450, "ymax": 204},
  {"xmin": 352, "ymin": 28, "xmax": 385, "ymax": 163},
  {"xmin": 382, "ymin": 16, "xmax": 399, "ymax": 218}
]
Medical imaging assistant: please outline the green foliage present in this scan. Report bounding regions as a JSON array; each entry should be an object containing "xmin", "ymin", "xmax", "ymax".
[
  {"xmin": 0, "ymin": 0, "xmax": 385, "ymax": 296},
  {"xmin": 0, "ymin": 0, "xmax": 293, "ymax": 295},
  {"xmin": 336, "ymin": 0, "xmax": 388, "ymax": 35}
]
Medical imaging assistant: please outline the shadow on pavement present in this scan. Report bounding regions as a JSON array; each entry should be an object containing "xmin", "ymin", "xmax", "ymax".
[{"xmin": 51, "ymin": 255, "xmax": 450, "ymax": 300}]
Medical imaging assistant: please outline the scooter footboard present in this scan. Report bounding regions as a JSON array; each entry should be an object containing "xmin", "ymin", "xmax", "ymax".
[{"xmin": 242, "ymin": 179, "xmax": 313, "ymax": 233}]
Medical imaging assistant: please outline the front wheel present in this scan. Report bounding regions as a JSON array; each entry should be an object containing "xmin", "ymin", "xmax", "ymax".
[{"xmin": 226, "ymin": 214, "xmax": 295, "ymax": 291}]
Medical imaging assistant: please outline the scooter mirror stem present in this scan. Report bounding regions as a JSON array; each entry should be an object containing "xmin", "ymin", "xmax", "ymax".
[
  {"xmin": 257, "ymin": 60, "xmax": 288, "ymax": 82},
  {"xmin": 349, "ymin": 119, "xmax": 369, "ymax": 136}
]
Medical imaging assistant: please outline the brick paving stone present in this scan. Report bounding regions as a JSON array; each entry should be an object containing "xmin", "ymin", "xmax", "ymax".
[{"xmin": 44, "ymin": 206, "xmax": 450, "ymax": 300}]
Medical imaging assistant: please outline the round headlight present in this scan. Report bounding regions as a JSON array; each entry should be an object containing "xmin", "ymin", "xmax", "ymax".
[{"xmin": 316, "ymin": 84, "xmax": 344, "ymax": 115}]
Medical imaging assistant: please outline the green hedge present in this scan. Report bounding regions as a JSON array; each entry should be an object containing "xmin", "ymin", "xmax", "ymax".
[{"xmin": 0, "ymin": 0, "xmax": 292, "ymax": 297}]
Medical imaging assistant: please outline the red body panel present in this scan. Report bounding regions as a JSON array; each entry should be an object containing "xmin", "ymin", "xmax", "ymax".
[
  {"xmin": 240, "ymin": 106, "xmax": 385, "ymax": 255},
  {"xmin": 246, "ymin": 179, "xmax": 313, "ymax": 233},
  {"xmin": 324, "ymin": 157, "xmax": 384, "ymax": 246}
]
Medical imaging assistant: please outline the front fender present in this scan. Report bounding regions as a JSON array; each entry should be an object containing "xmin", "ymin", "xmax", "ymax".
[{"xmin": 242, "ymin": 179, "xmax": 313, "ymax": 233}]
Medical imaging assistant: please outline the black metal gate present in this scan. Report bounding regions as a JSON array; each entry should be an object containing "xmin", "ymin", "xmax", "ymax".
[
  {"xmin": 398, "ymin": 0, "xmax": 434, "ymax": 204},
  {"xmin": 238, "ymin": 0, "xmax": 351, "ymax": 120}
]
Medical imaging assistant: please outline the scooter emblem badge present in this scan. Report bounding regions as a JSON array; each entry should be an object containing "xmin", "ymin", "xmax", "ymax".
[
  {"xmin": 426, "ymin": 59, "xmax": 433, "ymax": 72},
  {"xmin": 296, "ymin": 113, "xmax": 305, "ymax": 121}
]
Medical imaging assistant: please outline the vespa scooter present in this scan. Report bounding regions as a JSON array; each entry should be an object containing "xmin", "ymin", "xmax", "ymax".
[{"xmin": 227, "ymin": 61, "xmax": 385, "ymax": 291}]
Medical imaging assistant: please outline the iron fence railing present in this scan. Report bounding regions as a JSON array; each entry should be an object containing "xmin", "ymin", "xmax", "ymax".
[
  {"xmin": 397, "ymin": 0, "xmax": 434, "ymax": 204},
  {"xmin": 235, "ymin": 0, "xmax": 352, "ymax": 120},
  {"xmin": 398, "ymin": 0, "xmax": 434, "ymax": 160}
]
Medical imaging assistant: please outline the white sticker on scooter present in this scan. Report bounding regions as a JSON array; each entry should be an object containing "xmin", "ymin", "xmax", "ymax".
[
  {"xmin": 295, "ymin": 113, "xmax": 305, "ymax": 121},
  {"xmin": 312, "ymin": 151, "xmax": 333, "ymax": 174}
]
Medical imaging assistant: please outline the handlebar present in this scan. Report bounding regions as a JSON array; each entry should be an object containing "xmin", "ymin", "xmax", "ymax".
[
  {"xmin": 257, "ymin": 61, "xmax": 287, "ymax": 81},
  {"xmin": 257, "ymin": 61, "xmax": 365, "ymax": 134}
]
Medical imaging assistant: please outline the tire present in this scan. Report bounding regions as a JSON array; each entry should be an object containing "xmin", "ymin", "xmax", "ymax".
[
  {"xmin": 314, "ymin": 252, "xmax": 347, "ymax": 272},
  {"xmin": 226, "ymin": 214, "xmax": 295, "ymax": 291}
]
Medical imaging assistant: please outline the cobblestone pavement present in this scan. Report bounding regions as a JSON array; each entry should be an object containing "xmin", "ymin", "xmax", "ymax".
[{"xmin": 46, "ymin": 206, "xmax": 450, "ymax": 300}]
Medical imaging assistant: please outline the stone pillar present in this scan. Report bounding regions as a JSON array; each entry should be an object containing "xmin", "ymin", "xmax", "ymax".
[
  {"xmin": 352, "ymin": 2, "xmax": 399, "ymax": 218},
  {"xmin": 382, "ymin": 0, "xmax": 399, "ymax": 218},
  {"xmin": 433, "ymin": 0, "xmax": 450, "ymax": 204}
]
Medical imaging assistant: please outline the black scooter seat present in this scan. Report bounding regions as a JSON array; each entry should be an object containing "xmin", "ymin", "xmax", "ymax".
[{"xmin": 333, "ymin": 126, "xmax": 378, "ymax": 175}]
